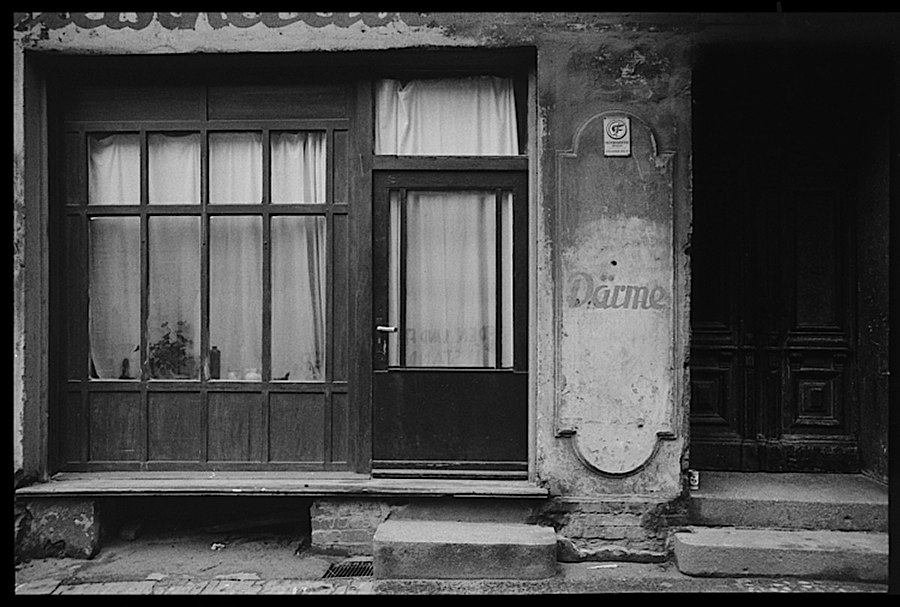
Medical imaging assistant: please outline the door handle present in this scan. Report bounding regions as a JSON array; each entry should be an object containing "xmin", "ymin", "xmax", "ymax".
[{"xmin": 376, "ymin": 325, "xmax": 398, "ymax": 333}]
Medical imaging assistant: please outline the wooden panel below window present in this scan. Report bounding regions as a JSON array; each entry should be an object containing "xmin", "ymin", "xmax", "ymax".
[
  {"xmin": 331, "ymin": 393, "xmax": 348, "ymax": 464},
  {"xmin": 61, "ymin": 390, "xmax": 87, "ymax": 464},
  {"xmin": 207, "ymin": 393, "xmax": 264, "ymax": 462},
  {"xmin": 269, "ymin": 393, "xmax": 325, "ymax": 463},
  {"xmin": 148, "ymin": 392, "xmax": 202, "ymax": 461},
  {"xmin": 89, "ymin": 392, "xmax": 143, "ymax": 461},
  {"xmin": 373, "ymin": 371, "xmax": 527, "ymax": 463}
]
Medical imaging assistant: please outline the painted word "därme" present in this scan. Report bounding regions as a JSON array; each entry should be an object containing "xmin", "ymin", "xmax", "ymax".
[{"xmin": 566, "ymin": 271, "xmax": 667, "ymax": 310}]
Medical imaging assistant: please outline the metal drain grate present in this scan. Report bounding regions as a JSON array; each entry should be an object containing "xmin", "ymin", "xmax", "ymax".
[{"xmin": 322, "ymin": 558, "xmax": 374, "ymax": 579}]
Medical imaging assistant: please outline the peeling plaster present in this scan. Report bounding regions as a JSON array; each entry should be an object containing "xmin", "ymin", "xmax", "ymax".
[
  {"xmin": 13, "ymin": 12, "xmax": 484, "ymax": 54},
  {"xmin": 13, "ymin": 47, "xmax": 26, "ymax": 477}
]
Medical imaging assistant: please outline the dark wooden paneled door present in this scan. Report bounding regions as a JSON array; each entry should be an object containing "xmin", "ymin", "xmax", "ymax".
[
  {"xmin": 689, "ymin": 48, "xmax": 860, "ymax": 472},
  {"xmin": 371, "ymin": 170, "xmax": 528, "ymax": 478}
]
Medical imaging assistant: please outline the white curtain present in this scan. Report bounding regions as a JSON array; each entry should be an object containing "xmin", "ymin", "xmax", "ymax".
[
  {"xmin": 210, "ymin": 216, "xmax": 262, "ymax": 380},
  {"xmin": 89, "ymin": 217, "xmax": 141, "ymax": 379},
  {"xmin": 148, "ymin": 133, "xmax": 200, "ymax": 204},
  {"xmin": 375, "ymin": 76, "xmax": 519, "ymax": 156},
  {"xmin": 378, "ymin": 77, "xmax": 517, "ymax": 367},
  {"xmin": 405, "ymin": 192, "xmax": 496, "ymax": 367},
  {"xmin": 271, "ymin": 131, "xmax": 326, "ymax": 203},
  {"xmin": 89, "ymin": 133, "xmax": 140, "ymax": 205},
  {"xmin": 210, "ymin": 132, "xmax": 262, "ymax": 204},
  {"xmin": 271, "ymin": 216, "xmax": 326, "ymax": 381}
]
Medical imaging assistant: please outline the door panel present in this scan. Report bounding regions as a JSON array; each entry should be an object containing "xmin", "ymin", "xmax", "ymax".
[
  {"xmin": 690, "ymin": 47, "xmax": 859, "ymax": 472},
  {"xmin": 372, "ymin": 371, "xmax": 527, "ymax": 464},
  {"xmin": 372, "ymin": 171, "xmax": 528, "ymax": 477}
]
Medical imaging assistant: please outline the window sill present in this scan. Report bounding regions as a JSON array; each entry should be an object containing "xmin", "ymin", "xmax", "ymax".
[{"xmin": 15, "ymin": 471, "xmax": 549, "ymax": 499}]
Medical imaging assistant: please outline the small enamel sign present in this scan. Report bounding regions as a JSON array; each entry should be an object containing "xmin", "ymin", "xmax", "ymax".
[{"xmin": 603, "ymin": 116, "xmax": 631, "ymax": 157}]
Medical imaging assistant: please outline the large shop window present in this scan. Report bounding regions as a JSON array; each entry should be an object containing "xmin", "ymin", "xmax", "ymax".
[
  {"xmin": 59, "ymin": 78, "xmax": 352, "ymax": 471},
  {"xmin": 86, "ymin": 131, "xmax": 327, "ymax": 383}
]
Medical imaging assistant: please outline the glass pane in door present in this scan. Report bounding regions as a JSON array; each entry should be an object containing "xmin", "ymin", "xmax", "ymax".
[{"xmin": 389, "ymin": 190, "xmax": 513, "ymax": 368}]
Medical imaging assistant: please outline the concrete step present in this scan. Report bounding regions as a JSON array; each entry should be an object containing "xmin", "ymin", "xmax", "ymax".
[
  {"xmin": 688, "ymin": 472, "xmax": 888, "ymax": 531},
  {"xmin": 673, "ymin": 527, "xmax": 889, "ymax": 583},
  {"xmin": 373, "ymin": 520, "xmax": 558, "ymax": 580}
]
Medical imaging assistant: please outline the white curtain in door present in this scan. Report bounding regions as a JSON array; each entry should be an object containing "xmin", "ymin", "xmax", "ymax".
[
  {"xmin": 377, "ymin": 77, "xmax": 518, "ymax": 367},
  {"xmin": 375, "ymin": 76, "xmax": 519, "ymax": 156},
  {"xmin": 405, "ymin": 192, "xmax": 496, "ymax": 367}
]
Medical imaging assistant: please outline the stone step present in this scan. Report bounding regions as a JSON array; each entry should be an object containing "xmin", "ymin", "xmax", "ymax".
[
  {"xmin": 373, "ymin": 520, "xmax": 558, "ymax": 580},
  {"xmin": 673, "ymin": 527, "xmax": 889, "ymax": 583},
  {"xmin": 688, "ymin": 472, "xmax": 888, "ymax": 532}
]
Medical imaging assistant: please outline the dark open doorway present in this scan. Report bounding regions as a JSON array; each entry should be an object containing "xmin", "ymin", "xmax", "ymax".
[{"xmin": 689, "ymin": 43, "xmax": 891, "ymax": 477}]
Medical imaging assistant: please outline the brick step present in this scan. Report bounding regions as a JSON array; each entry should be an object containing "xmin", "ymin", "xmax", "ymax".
[
  {"xmin": 673, "ymin": 527, "xmax": 889, "ymax": 583},
  {"xmin": 373, "ymin": 520, "xmax": 557, "ymax": 580}
]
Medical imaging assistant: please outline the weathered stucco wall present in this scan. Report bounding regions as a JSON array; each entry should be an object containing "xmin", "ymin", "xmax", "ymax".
[
  {"xmin": 13, "ymin": 46, "xmax": 26, "ymax": 478},
  {"xmin": 532, "ymin": 29, "xmax": 692, "ymax": 500}
]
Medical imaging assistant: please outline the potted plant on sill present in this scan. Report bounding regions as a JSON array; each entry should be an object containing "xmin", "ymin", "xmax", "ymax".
[{"xmin": 148, "ymin": 320, "xmax": 196, "ymax": 379}]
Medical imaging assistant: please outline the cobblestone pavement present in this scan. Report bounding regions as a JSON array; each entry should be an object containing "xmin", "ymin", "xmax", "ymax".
[
  {"xmin": 16, "ymin": 566, "xmax": 890, "ymax": 595},
  {"xmin": 17, "ymin": 577, "xmax": 376, "ymax": 595},
  {"xmin": 14, "ymin": 531, "xmax": 891, "ymax": 595}
]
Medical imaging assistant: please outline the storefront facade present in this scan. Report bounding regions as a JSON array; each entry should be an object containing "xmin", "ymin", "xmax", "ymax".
[{"xmin": 14, "ymin": 12, "xmax": 894, "ymax": 560}]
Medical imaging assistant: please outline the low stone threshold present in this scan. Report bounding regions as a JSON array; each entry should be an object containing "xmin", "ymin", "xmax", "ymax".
[{"xmin": 15, "ymin": 471, "xmax": 550, "ymax": 499}]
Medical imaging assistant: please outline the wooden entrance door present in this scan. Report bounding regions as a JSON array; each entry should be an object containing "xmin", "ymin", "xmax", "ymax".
[
  {"xmin": 689, "ymin": 47, "xmax": 862, "ymax": 472},
  {"xmin": 371, "ymin": 170, "xmax": 528, "ymax": 478}
]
